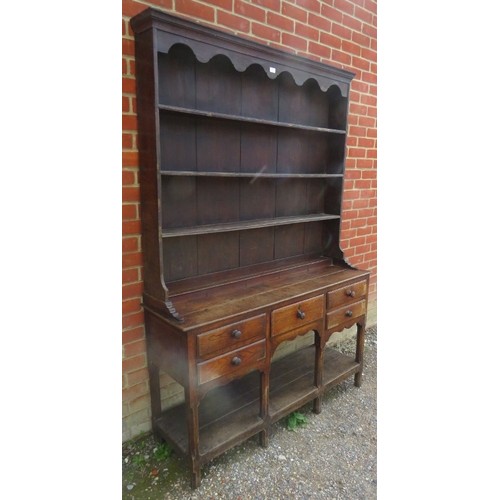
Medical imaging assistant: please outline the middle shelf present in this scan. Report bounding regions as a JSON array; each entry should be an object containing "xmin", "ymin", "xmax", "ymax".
[{"xmin": 162, "ymin": 213, "xmax": 340, "ymax": 238}]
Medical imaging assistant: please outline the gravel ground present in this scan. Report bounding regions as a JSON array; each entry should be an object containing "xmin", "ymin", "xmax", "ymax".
[{"xmin": 123, "ymin": 326, "xmax": 377, "ymax": 499}]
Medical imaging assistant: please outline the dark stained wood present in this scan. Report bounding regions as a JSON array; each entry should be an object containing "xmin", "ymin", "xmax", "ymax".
[{"xmin": 131, "ymin": 8, "xmax": 369, "ymax": 489}]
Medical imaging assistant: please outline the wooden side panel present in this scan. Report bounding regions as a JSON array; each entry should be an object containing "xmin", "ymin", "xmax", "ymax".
[
  {"xmin": 159, "ymin": 113, "xmax": 196, "ymax": 171},
  {"xmin": 163, "ymin": 236, "xmax": 198, "ymax": 281},
  {"xmin": 197, "ymin": 232, "xmax": 240, "ymax": 275},
  {"xmin": 196, "ymin": 54, "xmax": 241, "ymax": 115},
  {"xmin": 161, "ymin": 176, "xmax": 197, "ymax": 229},
  {"xmin": 157, "ymin": 44, "xmax": 196, "ymax": 107}
]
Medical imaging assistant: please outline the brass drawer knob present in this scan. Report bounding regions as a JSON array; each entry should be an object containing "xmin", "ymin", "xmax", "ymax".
[
  {"xmin": 297, "ymin": 308, "xmax": 306, "ymax": 320},
  {"xmin": 231, "ymin": 329, "xmax": 242, "ymax": 339},
  {"xmin": 346, "ymin": 289, "xmax": 356, "ymax": 297},
  {"xmin": 231, "ymin": 356, "xmax": 242, "ymax": 366},
  {"xmin": 345, "ymin": 310, "xmax": 353, "ymax": 317}
]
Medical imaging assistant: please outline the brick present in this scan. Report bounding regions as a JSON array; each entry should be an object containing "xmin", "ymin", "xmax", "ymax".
[
  {"xmin": 351, "ymin": 80, "xmax": 369, "ymax": 93},
  {"xmin": 123, "ymin": 220, "xmax": 142, "ymax": 236},
  {"xmin": 127, "ymin": 367, "xmax": 149, "ymax": 387},
  {"xmin": 354, "ymin": 179, "xmax": 371, "ymax": 189},
  {"xmin": 362, "ymin": 23, "xmax": 377, "ymax": 38},
  {"xmin": 122, "ymin": 76, "xmax": 136, "ymax": 94},
  {"xmin": 295, "ymin": 0, "xmax": 321, "ymax": 13},
  {"xmin": 342, "ymin": 13, "xmax": 362, "ymax": 32},
  {"xmin": 122, "ymin": 354, "xmax": 146, "ymax": 373},
  {"xmin": 123, "ymin": 151, "xmax": 139, "ymax": 167},
  {"xmin": 267, "ymin": 11, "xmax": 294, "ymax": 32},
  {"xmin": 123, "ymin": 268, "xmax": 139, "ymax": 284},
  {"xmin": 321, "ymin": 3, "xmax": 343, "ymax": 24},
  {"xmin": 252, "ymin": 0, "xmax": 280, "ymax": 11},
  {"xmin": 352, "ymin": 198, "xmax": 369, "ymax": 209},
  {"xmin": 123, "ymin": 186, "xmax": 140, "ymax": 203},
  {"xmin": 365, "ymin": 233, "xmax": 376, "ymax": 243},
  {"xmin": 122, "ymin": 0, "xmax": 150, "ymax": 17},
  {"xmin": 123, "ymin": 251, "xmax": 143, "ymax": 268},
  {"xmin": 122, "ymin": 170, "xmax": 136, "ymax": 186},
  {"xmin": 210, "ymin": 0, "xmax": 233, "ymax": 10},
  {"xmin": 123, "ymin": 326, "xmax": 145, "ymax": 345},
  {"xmin": 354, "ymin": 5, "xmax": 373, "ymax": 24},
  {"xmin": 358, "ymin": 208, "xmax": 374, "ymax": 218},
  {"xmin": 344, "ymin": 169, "xmax": 361, "ymax": 179},
  {"xmin": 343, "ymin": 190, "xmax": 360, "ymax": 200},
  {"xmin": 122, "ymin": 203, "xmax": 137, "ymax": 220},
  {"xmin": 350, "ymin": 103, "xmax": 368, "ymax": 115},
  {"xmin": 235, "ymin": 1, "xmax": 266, "ymax": 22},
  {"xmin": 346, "ymin": 136, "xmax": 356, "ymax": 146},
  {"xmin": 358, "ymin": 137, "xmax": 374, "ymax": 148},
  {"xmin": 123, "ymin": 281, "xmax": 143, "ymax": 300},
  {"xmin": 331, "ymin": 48, "xmax": 351, "ymax": 65},
  {"xmin": 354, "ymin": 244, "xmax": 370, "ymax": 255},
  {"xmin": 361, "ymin": 170, "xmax": 376, "ymax": 179},
  {"xmin": 295, "ymin": 22, "xmax": 320, "ymax": 41},
  {"xmin": 176, "ymin": 0, "xmax": 215, "ymax": 22},
  {"xmin": 123, "ymin": 298, "xmax": 142, "ymax": 316},
  {"xmin": 282, "ymin": 33, "xmax": 307, "ymax": 52},
  {"xmin": 122, "ymin": 113, "xmax": 138, "ymax": 131},
  {"xmin": 123, "ymin": 236, "xmax": 139, "ymax": 253},
  {"xmin": 123, "ymin": 311, "xmax": 145, "ymax": 329},
  {"xmin": 122, "ymin": 133, "xmax": 134, "ymax": 150},
  {"xmin": 124, "ymin": 338, "xmax": 147, "ymax": 358},
  {"xmin": 282, "ymin": 3, "xmax": 308, "ymax": 23},
  {"xmin": 361, "ymin": 46, "xmax": 377, "ymax": 61},
  {"xmin": 360, "ymin": 94, "xmax": 377, "ymax": 106},
  {"xmin": 319, "ymin": 32, "xmax": 341, "ymax": 49},
  {"xmin": 364, "ymin": 0, "xmax": 377, "ymax": 13},
  {"xmin": 251, "ymin": 22, "xmax": 280, "ymax": 42},
  {"xmin": 351, "ymin": 217, "xmax": 367, "ymax": 229},
  {"xmin": 342, "ymin": 209, "xmax": 358, "ymax": 219},
  {"xmin": 360, "ymin": 189, "xmax": 376, "ymax": 199},
  {"xmin": 356, "ymin": 158, "xmax": 374, "ymax": 168},
  {"xmin": 341, "ymin": 39, "xmax": 361, "ymax": 55},
  {"xmin": 308, "ymin": 12, "xmax": 331, "ymax": 32},
  {"xmin": 308, "ymin": 41, "xmax": 331, "ymax": 59},
  {"xmin": 350, "ymin": 236, "xmax": 366, "ymax": 247},
  {"xmin": 349, "ymin": 125, "xmax": 367, "ymax": 137},
  {"xmin": 348, "ymin": 147, "xmax": 365, "ymax": 157},
  {"xmin": 352, "ymin": 30, "xmax": 370, "ymax": 47},
  {"xmin": 352, "ymin": 55, "xmax": 370, "ymax": 71},
  {"xmin": 217, "ymin": 11, "xmax": 250, "ymax": 33},
  {"xmin": 122, "ymin": 38, "xmax": 135, "ymax": 57},
  {"xmin": 332, "ymin": 23, "xmax": 352, "ymax": 40},
  {"xmin": 358, "ymin": 115, "xmax": 375, "ymax": 127},
  {"xmin": 122, "ymin": 382, "xmax": 148, "ymax": 403},
  {"xmin": 123, "ymin": 96, "xmax": 130, "ymax": 113},
  {"xmin": 334, "ymin": 0, "xmax": 354, "ymax": 15}
]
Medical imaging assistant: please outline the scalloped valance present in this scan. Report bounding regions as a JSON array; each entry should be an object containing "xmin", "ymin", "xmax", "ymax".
[{"xmin": 131, "ymin": 8, "xmax": 355, "ymax": 96}]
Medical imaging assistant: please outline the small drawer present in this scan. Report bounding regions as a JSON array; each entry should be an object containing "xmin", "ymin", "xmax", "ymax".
[
  {"xmin": 197, "ymin": 314, "xmax": 266, "ymax": 359},
  {"xmin": 197, "ymin": 340, "xmax": 266, "ymax": 385},
  {"xmin": 271, "ymin": 295, "xmax": 324, "ymax": 337},
  {"xmin": 327, "ymin": 280, "xmax": 367, "ymax": 310},
  {"xmin": 326, "ymin": 300, "xmax": 366, "ymax": 330}
]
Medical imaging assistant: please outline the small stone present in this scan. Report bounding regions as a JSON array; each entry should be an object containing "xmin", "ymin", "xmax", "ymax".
[
  {"xmin": 126, "ymin": 484, "xmax": 134, "ymax": 491},
  {"xmin": 278, "ymin": 455, "xmax": 286, "ymax": 460}
]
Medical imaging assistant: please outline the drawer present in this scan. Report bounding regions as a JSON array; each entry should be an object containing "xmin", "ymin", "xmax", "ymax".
[
  {"xmin": 197, "ymin": 340, "xmax": 266, "ymax": 385},
  {"xmin": 271, "ymin": 295, "xmax": 324, "ymax": 336},
  {"xmin": 327, "ymin": 280, "xmax": 367, "ymax": 310},
  {"xmin": 326, "ymin": 300, "xmax": 366, "ymax": 330},
  {"xmin": 197, "ymin": 314, "xmax": 266, "ymax": 359}
]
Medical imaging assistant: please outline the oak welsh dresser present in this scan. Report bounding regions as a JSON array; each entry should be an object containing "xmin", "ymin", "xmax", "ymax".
[{"xmin": 130, "ymin": 8, "xmax": 370, "ymax": 488}]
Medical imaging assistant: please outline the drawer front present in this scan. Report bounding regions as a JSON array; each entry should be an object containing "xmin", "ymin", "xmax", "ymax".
[
  {"xmin": 197, "ymin": 314, "xmax": 266, "ymax": 359},
  {"xmin": 271, "ymin": 295, "xmax": 324, "ymax": 336},
  {"xmin": 197, "ymin": 340, "xmax": 266, "ymax": 385},
  {"xmin": 326, "ymin": 300, "xmax": 366, "ymax": 330},
  {"xmin": 327, "ymin": 280, "xmax": 367, "ymax": 310}
]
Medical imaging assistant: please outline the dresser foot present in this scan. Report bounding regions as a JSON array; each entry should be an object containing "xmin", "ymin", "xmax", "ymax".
[
  {"xmin": 259, "ymin": 429, "xmax": 269, "ymax": 448},
  {"xmin": 190, "ymin": 466, "xmax": 201, "ymax": 489},
  {"xmin": 354, "ymin": 371, "xmax": 362, "ymax": 387},
  {"xmin": 313, "ymin": 396, "xmax": 322, "ymax": 414}
]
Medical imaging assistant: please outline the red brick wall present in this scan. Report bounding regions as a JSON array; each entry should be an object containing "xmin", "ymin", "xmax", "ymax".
[{"xmin": 122, "ymin": 0, "xmax": 377, "ymax": 441}]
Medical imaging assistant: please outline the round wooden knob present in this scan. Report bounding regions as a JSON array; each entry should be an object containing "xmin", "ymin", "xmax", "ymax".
[
  {"xmin": 297, "ymin": 308, "xmax": 306, "ymax": 320},
  {"xmin": 231, "ymin": 329, "xmax": 242, "ymax": 339},
  {"xmin": 346, "ymin": 289, "xmax": 355, "ymax": 297},
  {"xmin": 345, "ymin": 310, "xmax": 353, "ymax": 317},
  {"xmin": 231, "ymin": 356, "xmax": 242, "ymax": 366}
]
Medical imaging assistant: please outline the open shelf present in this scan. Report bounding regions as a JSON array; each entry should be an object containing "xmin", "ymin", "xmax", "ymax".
[
  {"xmin": 158, "ymin": 104, "xmax": 346, "ymax": 135},
  {"xmin": 161, "ymin": 170, "xmax": 344, "ymax": 179},
  {"xmin": 154, "ymin": 345, "xmax": 359, "ymax": 460},
  {"xmin": 162, "ymin": 213, "xmax": 340, "ymax": 238}
]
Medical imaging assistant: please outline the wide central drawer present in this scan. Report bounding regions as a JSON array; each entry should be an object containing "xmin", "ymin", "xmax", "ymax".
[
  {"xmin": 271, "ymin": 295, "xmax": 324, "ymax": 336},
  {"xmin": 197, "ymin": 339, "xmax": 266, "ymax": 385},
  {"xmin": 197, "ymin": 314, "xmax": 267, "ymax": 359}
]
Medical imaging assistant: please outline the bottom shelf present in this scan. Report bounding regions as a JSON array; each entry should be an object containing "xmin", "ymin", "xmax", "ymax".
[{"xmin": 154, "ymin": 346, "xmax": 359, "ymax": 461}]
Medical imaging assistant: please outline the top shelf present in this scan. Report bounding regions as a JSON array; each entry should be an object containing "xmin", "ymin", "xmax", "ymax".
[{"xmin": 158, "ymin": 104, "xmax": 346, "ymax": 135}]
